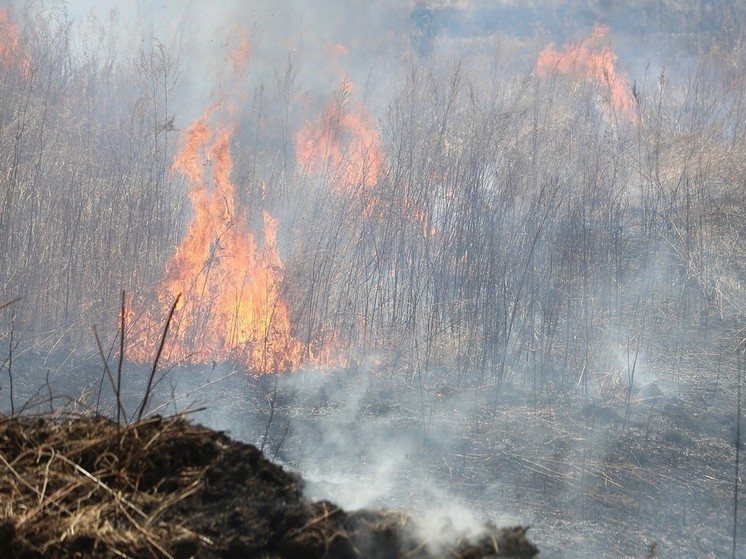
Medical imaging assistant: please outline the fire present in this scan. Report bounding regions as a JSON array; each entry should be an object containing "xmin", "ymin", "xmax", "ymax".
[
  {"xmin": 412, "ymin": 209, "xmax": 437, "ymax": 238},
  {"xmin": 128, "ymin": 105, "xmax": 303, "ymax": 373},
  {"xmin": 229, "ymin": 26, "xmax": 252, "ymax": 76},
  {"xmin": 295, "ymin": 79, "xmax": 382, "ymax": 190},
  {"xmin": 323, "ymin": 42, "xmax": 349, "ymax": 59},
  {"xmin": 127, "ymin": 30, "xmax": 348, "ymax": 373},
  {"xmin": 0, "ymin": 8, "xmax": 30, "ymax": 79},
  {"xmin": 536, "ymin": 25, "xmax": 637, "ymax": 124}
]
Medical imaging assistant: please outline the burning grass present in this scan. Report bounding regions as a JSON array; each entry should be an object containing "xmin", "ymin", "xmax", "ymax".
[
  {"xmin": 0, "ymin": 411, "xmax": 538, "ymax": 558},
  {"xmin": 535, "ymin": 24, "xmax": 638, "ymax": 124}
]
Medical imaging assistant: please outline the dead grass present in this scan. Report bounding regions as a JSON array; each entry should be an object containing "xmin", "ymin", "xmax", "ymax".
[
  {"xmin": 0, "ymin": 411, "xmax": 539, "ymax": 558},
  {"xmin": 0, "ymin": 414, "xmax": 212, "ymax": 558}
]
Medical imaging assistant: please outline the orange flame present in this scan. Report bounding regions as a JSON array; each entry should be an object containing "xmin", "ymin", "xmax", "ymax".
[
  {"xmin": 295, "ymin": 79, "xmax": 382, "ymax": 190},
  {"xmin": 0, "ymin": 8, "xmax": 30, "ymax": 79},
  {"xmin": 229, "ymin": 26, "xmax": 252, "ymax": 76},
  {"xmin": 536, "ymin": 25, "xmax": 637, "ymax": 124},
  {"xmin": 128, "ymin": 30, "xmax": 349, "ymax": 374},
  {"xmin": 128, "ymin": 104, "xmax": 303, "ymax": 373},
  {"xmin": 323, "ymin": 42, "xmax": 349, "ymax": 59}
]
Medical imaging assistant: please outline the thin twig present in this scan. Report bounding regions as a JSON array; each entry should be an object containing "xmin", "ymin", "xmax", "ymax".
[
  {"xmin": 7, "ymin": 310, "xmax": 17, "ymax": 416},
  {"xmin": 145, "ymin": 478, "xmax": 203, "ymax": 526},
  {"xmin": 0, "ymin": 297, "xmax": 22, "ymax": 312},
  {"xmin": 117, "ymin": 291, "xmax": 126, "ymax": 426},
  {"xmin": 261, "ymin": 378, "xmax": 278, "ymax": 452},
  {"xmin": 137, "ymin": 295, "xmax": 180, "ymax": 423},
  {"xmin": 54, "ymin": 452, "xmax": 148, "ymax": 519},
  {"xmin": 733, "ymin": 345, "xmax": 743, "ymax": 559},
  {"xmin": 93, "ymin": 326, "xmax": 128, "ymax": 424}
]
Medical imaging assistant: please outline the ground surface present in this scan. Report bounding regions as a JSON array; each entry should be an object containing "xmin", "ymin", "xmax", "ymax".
[
  {"xmin": 0, "ymin": 413, "xmax": 538, "ymax": 558},
  {"xmin": 2, "ymin": 334, "xmax": 744, "ymax": 558}
]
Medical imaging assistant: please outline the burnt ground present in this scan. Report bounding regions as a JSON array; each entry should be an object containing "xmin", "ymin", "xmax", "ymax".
[
  {"xmin": 234, "ymin": 369, "xmax": 742, "ymax": 559},
  {"xmin": 0, "ymin": 413, "xmax": 538, "ymax": 558},
  {"xmin": 2, "ymin": 334, "xmax": 745, "ymax": 558}
]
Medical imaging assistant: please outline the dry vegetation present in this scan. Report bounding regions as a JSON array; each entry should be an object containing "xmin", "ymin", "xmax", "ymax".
[
  {"xmin": 0, "ymin": 412, "xmax": 538, "ymax": 558},
  {"xmin": 0, "ymin": 1, "xmax": 743, "ymax": 383}
]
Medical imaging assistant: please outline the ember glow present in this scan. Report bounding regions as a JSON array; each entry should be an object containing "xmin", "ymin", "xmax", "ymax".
[
  {"xmin": 536, "ymin": 25, "xmax": 637, "ymax": 124},
  {"xmin": 0, "ymin": 8, "xmax": 30, "ymax": 78},
  {"xmin": 295, "ymin": 79, "xmax": 382, "ymax": 190}
]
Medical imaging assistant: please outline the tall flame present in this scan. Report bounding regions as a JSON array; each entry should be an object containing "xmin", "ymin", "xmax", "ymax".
[
  {"xmin": 127, "ymin": 29, "xmax": 313, "ymax": 375},
  {"xmin": 128, "ymin": 104, "xmax": 302, "ymax": 373},
  {"xmin": 0, "ymin": 8, "xmax": 30, "ymax": 79},
  {"xmin": 536, "ymin": 25, "xmax": 637, "ymax": 124},
  {"xmin": 295, "ymin": 79, "xmax": 382, "ymax": 190}
]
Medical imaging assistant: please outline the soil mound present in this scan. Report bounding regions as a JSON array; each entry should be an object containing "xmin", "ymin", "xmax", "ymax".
[{"xmin": 0, "ymin": 414, "xmax": 538, "ymax": 558}]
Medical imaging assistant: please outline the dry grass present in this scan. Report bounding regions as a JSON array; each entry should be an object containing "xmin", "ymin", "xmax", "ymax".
[{"xmin": 0, "ymin": 414, "xmax": 213, "ymax": 558}]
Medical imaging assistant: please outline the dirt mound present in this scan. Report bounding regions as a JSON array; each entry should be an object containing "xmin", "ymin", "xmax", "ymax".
[{"xmin": 0, "ymin": 414, "xmax": 538, "ymax": 558}]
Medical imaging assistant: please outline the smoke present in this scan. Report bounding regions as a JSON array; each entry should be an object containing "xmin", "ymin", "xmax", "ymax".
[
  {"xmin": 0, "ymin": 0, "xmax": 405, "ymax": 127},
  {"xmin": 175, "ymin": 362, "xmax": 528, "ymax": 550}
]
